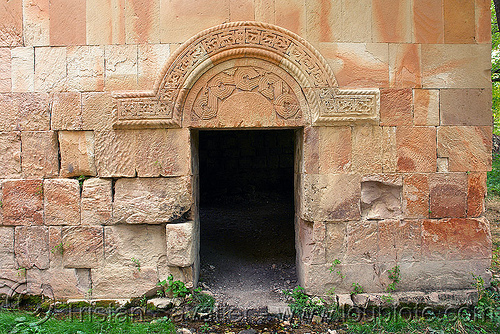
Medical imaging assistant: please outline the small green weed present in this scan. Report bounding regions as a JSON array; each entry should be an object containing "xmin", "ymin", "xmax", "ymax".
[
  {"xmin": 386, "ymin": 265, "xmax": 400, "ymax": 293},
  {"xmin": 158, "ymin": 275, "xmax": 190, "ymax": 298},
  {"xmin": 350, "ymin": 283, "xmax": 364, "ymax": 296},
  {"xmin": 130, "ymin": 257, "xmax": 141, "ymax": 271},
  {"xmin": 50, "ymin": 242, "xmax": 64, "ymax": 255},
  {"xmin": 283, "ymin": 286, "xmax": 327, "ymax": 314}
]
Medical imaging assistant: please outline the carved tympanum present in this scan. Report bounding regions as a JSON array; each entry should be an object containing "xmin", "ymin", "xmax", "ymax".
[{"xmin": 191, "ymin": 66, "xmax": 301, "ymax": 121}]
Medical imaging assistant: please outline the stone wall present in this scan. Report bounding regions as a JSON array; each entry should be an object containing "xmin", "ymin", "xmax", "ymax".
[{"xmin": 0, "ymin": 0, "xmax": 493, "ymax": 300}]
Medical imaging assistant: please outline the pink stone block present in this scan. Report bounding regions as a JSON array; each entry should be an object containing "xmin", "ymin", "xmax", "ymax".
[
  {"xmin": 429, "ymin": 172, "xmax": 467, "ymax": 218},
  {"xmin": 0, "ymin": 48, "xmax": 11, "ymax": 92},
  {"xmin": 49, "ymin": 0, "xmax": 86, "ymax": 45},
  {"xmin": 389, "ymin": 44, "xmax": 421, "ymax": 88},
  {"xmin": 44, "ymin": 179, "xmax": 81, "ymax": 226},
  {"xmin": 475, "ymin": 0, "xmax": 491, "ymax": 43},
  {"xmin": 2, "ymin": 180, "xmax": 44, "ymax": 226},
  {"xmin": 15, "ymin": 226, "xmax": 49, "ymax": 269},
  {"xmin": 124, "ymin": 0, "xmax": 160, "ymax": 44},
  {"xmin": 380, "ymin": 88, "xmax": 413, "ymax": 126},
  {"xmin": 413, "ymin": 0, "xmax": 444, "ymax": 43},
  {"xmin": 0, "ymin": 0, "xmax": 23, "ymax": 46},
  {"xmin": 444, "ymin": 0, "xmax": 475, "ymax": 43},
  {"xmin": 275, "ymin": 0, "xmax": 306, "ymax": 36},
  {"xmin": 372, "ymin": 0, "xmax": 412, "ymax": 43},
  {"xmin": 62, "ymin": 226, "xmax": 103, "ymax": 268},
  {"xmin": 468, "ymin": 172, "xmax": 487, "ymax": 218},
  {"xmin": 396, "ymin": 126, "xmax": 436, "ymax": 172},
  {"xmin": 229, "ymin": 0, "xmax": 254, "ymax": 21},
  {"xmin": 21, "ymin": 131, "xmax": 59, "ymax": 178}
]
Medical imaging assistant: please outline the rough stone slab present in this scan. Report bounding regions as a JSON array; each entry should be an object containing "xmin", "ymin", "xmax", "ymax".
[
  {"xmin": 22, "ymin": 0, "xmax": 50, "ymax": 46},
  {"xmin": 361, "ymin": 178, "xmax": 402, "ymax": 220},
  {"xmin": 440, "ymin": 89, "xmax": 492, "ymax": 126},
  {"xmin": 413, "ymin": 89, "xmax": 439, "ymax": 126},
  {"xmin": 59, "ymin": 131, "xmax": 96, "ymax": 177},
  {"xmin": 298, "ymin": 262, "xmax": 340, "ymax": 295},
  {"xmin": 82, "ymin": 93, "xmax": 116, "ymax": 131},
  {"xmin": 0, "ymin": 132, "xmax": 21, "ymax": 178},
  {"xmin": 81, "ymin": 178, "xmax": 112, "ymax": 225},
  {"xmin": 388, "ymin": 43, "xmax": 421, "ymax": 88},
  {"xmin": 351, "ymin": 125, "xmax": 383, "ymax": 174},
  {"xmin": 396, "ymin": 220, "xmax": 422, "ymax": 262},
  {"xmin": 429, "ymin": 172, "xmax": 467, "ymax": 218},
  {"xmin": 21, "ymin": 131, "xmax": 59, "ymax": 178},
  {"xmin": 34, "ymin": 47, "xmax": 67, "ymax": 91},
  {"xmin": 94, "ymin": 130, "xmax": 136, "ymax": 177},
  {"xmin": 49, "ymin": 0, "xmax": 86, "ymax": 46},
  {"xmin": 468, "ymin": 172, "xmax": 487, "ymax": 218},
  {"xmin": 14, "ymin": 226, "xmax": 49, "ymax": 269},
  {"xmin": 91, "ymin": 266, "xmax": 158, "ymax": 299},
  {"xmin": 301, "ymin": 174, "xmax": 360, "ymax": 221},
  {"xmin": 0, "ymin": 269, "xmax": 24, "ymax": 295},
  {"xmin": 318, "ymin": 127, "xmax": 351, "ymax": 173},
  {"xmin": 302, "ymin": 127, "xmax": 319, "ymax": 174},
  {"xmin": 104, "ymin": 45, "xmax": 138, "ymax": 91},
  {"xmin": 0, "ymin": 0, "xmax": 23, "ymax": 47},
  {"xmin": 11, "ymin": 47, "xmax": 34, "ymax": 92},
  {"xmin": 0, "ymin": 94, "xmax": 19, "ymax": 131},
  {"xmin": 297, "ymin": 219, "xmax": 326, "ymax": 265},
  {"xmin": 325, "ymin": 222, "xmax": 346, "ymax": 263},
  {"xmin": 2, "ymin": 179, "xmax": 43, "ymax": 226},
  {"xmin": 67, "ymin": 45, "xmax": 105, "ymax": 91},
  {"xmin": 166, "ymin": 221, "xmax": 196, "ymax": 267},
  {"xmin": 437, "ymin": 126, "xmax": 492, "ymax": 172},
  {"xmin": 0, "ymin": 48, "xmax": 11, "ymax": 92},
  {"xmin": 44, "ymin": 179, "xmax": 80, "ymax": 226},
  {"xmin": 48, "ymin": 226, "xmax": 62, "ymax": 268},
  {"xmin": 51, "ymin": 92, "xmax": 83, "ymax": 130},
  {"xmin": 138, "ymin": 44, "xmax": 170, "ymax": 90},
  {"xmin": 104, "ymin": 224, "xmax": 167, "ymax": 267},
  {"xmin": 27, "ymin": 268, "xmax": 85, "ymax": 299},
  {"xmin": 17, "ymin": 93, "xmax": 51, "ymax": 130},
  {"xmin": 422, "ymin": 217, "xmax": 491, "ymax": 261},
  {"xmin": 124, "ymin": 0, "xmax": 160, "ymax": 44},
  {"xmin": 380, "ymin": 89, "xmax": 412, "ymax": 126},
  {"xmin": 396, "ymin": 126, "xmax": 436, "ymax": 172},
  {"xmin": 345, "ymin": 220, "xmax": 378, "ymax": 264},
  {"xmin": 113, "ymin": 177, "xmax": 192, "ymax": 224},
  {"xmin": 0, "ymin": 227, "xmax": 15, "ymax": 269},
  {"xmin": 62, "ymin": 226, "xmax": 103, "ymax": 268},
  {"xmin": 403, "ymin": 174, "xmax": 430, "ymax": 218}
]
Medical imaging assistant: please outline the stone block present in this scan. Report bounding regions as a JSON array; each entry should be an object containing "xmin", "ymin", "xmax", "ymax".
[
  {"xmin": 86, "ymin": 0, "xmax": 126, "ymax": 45},
  {"xmin": 361, "ymin": 179, "xmax": 402, "ymax": 220},
  {"xmin": 0, "ymin": 96, "xmax": 16, "ymax": 132},
  {"xmin": 275, "ymin": 0, "xmax": 306, "ymax": 36},
  {"xmin": 59, "ymin": 131, "xmax": 96, "ymax": 177},
  {"xmin": 351, "ymin": 125, "xmax": 383, "ymax": 173},
  {"xmin": 159, "ymin": 0, "xmax": 230, "ymax": 43},
  {"xmin": 113, "ymin": 177, "xmax": 193, "ymax": 224},
  {"xmin": 302, "ymin": 127, "xmax": 319, "ymax": 174},
  {"xmin": 81, "ymin": 178, "xmax": 112, "ymax": 225},
  {"xmin": 403, "ymin": 173, "xmax": 429, "ymax": 218},
  {"xmin": 298, "ymin": 262, "xmax": 339, "ymax": 295},
  {"xmin": 444, "ymin": 0, "xmax": 475, "ymax": 43},
  {"xmin": 82, "ymin": 93, "xmax": 116, "ymax": 131},
  {"xmin": 94, "ymin": 130, "xmax": 136, "ymax": 177},
  {"xmin": 51, "ymin": 92, "xmax": 83, "ymax": 130},
  {"xmin": 437, "ymin": 157, "xmax": 449, "ymax": 172},
  {"xmin": 27, "ymin": 267, "xmax": 85, "ymax": 299},
  {"xmin": 0, "ymin": 227, "xmax": 15, "ymax": 269},
  {"xmin": 0, "ymin": 132, "xmax": 21, "ymax": 178},
  {"xmin": 422, "ymin": 218, "xmax": 491, "ymax": 261},
  {"xmin": 124, "ymin": 0, "xmax": 160, "ymax": 44},
  {"xmin": 44, "ymin": 179, "xmax": 80, "ymax": 226},
  {"xmin": 396, "ymin": 220, "xmax": 422, "ymax": 262},
  {"xmin": 166, "ymin": 221, "xmax": 196, "ymax": 267},
  {"xmin": 135, "ymin": 129, "xmax": 191, "ymax": 177},
  {"xmin": 48, "ymin": 226, "xmax": 62, "ymax": 268},
  {"xmin": 105, "ymin": 224, "xmax": 167, "ymax": 267},
  {"xmin": 412, "ymin": 0, "xmax": 444, "ymax": 43},
  {"xmin": 318, "ymin": 127, "xmax": 351, "ymax": 173},
  {"xmin": 305, "ymin": 0, "xmax": 342, "ymax": 43},
  {"xmin": 49, "ymin": 0, "xmax": 86, "ymax": 45},
  {"xmin": 229, "ymin": 0, "xmax": 254, "ymax": 21},
  {"xmin": 21, "ymin": 131, "xmax": 58, "ymax": 178},
  {"xmin": 297, "ymin": 220, "xmax": 326, "ymax": 265},
  {"xmin": 62, "ymin": 226, "xmax": 103, "ymax": 269},
  {"xmin": 14, "ymin": 226, "xmax": 49, "ymax": 269},
  {"xmin": 378, "ymin": 220, "xmax": 397, "ymax": 263},
  {"xmin": 0, "ymin": 0, "xmax": 23, "ymax": 46},
  {"xmin": 429, "ymin": 172, "xmax": 467, "ymax": 218},
  {"xmin": 22, "ymin": 0, "xmax": 50, "ymax": 46},
  {"xmin": 475, "ymin": 0, "xmax": 491, "ymax": 43},
  {"xmin": 320, "ymin": 43, "xmax": 389, "ymax": 88},
  {"xmin": 342, "ymin": 0, "xmax": 372, "ymax": 42},
  {"xmin": 325, "ymin": 222, "xmax": 347, "ymax": 263},
  {"xmin": 66, "ymin": 46, "xmax": 105, "ymax": 91},
  {"xmin": 380, "ymin": 88, "xmax": 412, "ymax": 126},
  {"xmin": 34, "ymin": 47, "xmax": 67, "ymax": 91},
  {"xmin": 0, "ymin": 48, "xmax": 11, "ymax": 92},
  {"xmin": 413, "ymin": 89, "xmax": 439, "ymax": 126},
  {"xmin": 2, "ymin": 179, "xmax": 43, "ymax": 226},
  {"xmin": 92, "ymin": 265, "xmax": 158, "ymax": 299},
  {"xmin": 437, "ymin": 126, "xmax": 492, "ymax": 172},
  {"xmin": 440, "ymin": 89, "xmax": 492, "ymax": 126},
  {"xmin": 255, "ymin": 0, "xmax": 275, "ymax": 24},
  {"xmin": 396, "ymin": 126, "xmax": 436, "ymax": 172},
  {"xmin": 18, "ymin": 93, "xmax": 51, "ymax": 131},
  {"xmin": 372, "ymin": 0, "xmax": 412, "ymax": 43},
  {"xmin": 11, "ymin": 47, "xmax": 34, "ymax": 92},
  {"xmin": 382, "ymin": 127, "xmax": 397, "ymax": 172},
  {"xmin": 301, "ymin": 174, "xmax": 361, "ymax": 221},
  {"xmin": 468, "ymin": 172, "xmax": 487, "ymax": 218},
  {"xmin": 421, "ymin": 44, "xmax": 491, "ymax": 89},
  {"xmin": 345, "ymin": 220, "xmax": 378, "ymax": 264},
  {"xmin": 138, "ymin": 44, "xmax": 170, "ymax": 90},
  {"xmin": 388, "ymin": 44, "xmax": 421, "ymax": 88},
  {"xmin": 104, "ymin": 45, "xmax": 138, "ymax": 91}
]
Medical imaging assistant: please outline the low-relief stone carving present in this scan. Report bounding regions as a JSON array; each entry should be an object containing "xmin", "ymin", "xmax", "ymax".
[{"xmin": 191, "ymin": 66, "xmax": 301, "ymax": 120}]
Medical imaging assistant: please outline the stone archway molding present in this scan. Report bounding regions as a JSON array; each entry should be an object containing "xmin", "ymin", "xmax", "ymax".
[{"xmin": 112, "ymin": 21, "xmax": 379, "ymax": 129}]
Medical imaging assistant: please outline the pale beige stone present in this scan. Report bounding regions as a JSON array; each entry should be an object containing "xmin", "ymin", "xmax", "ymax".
[
  {"xmin": 94, "ymin": 130, "xmax": 136, "ymax": 177},
  {"xmin": 414, "ymin": 89, "xmax": 439, "ymax": 126},
  {"xmin": 18, "ymin": 92, "xmax": 51, "ymax": 131},
  {"xmin": 125, "ymin": 0, "xmax": 160, "ymax": 44},
  {"xmin": 325, "ymin": 222, "xmax": 347, "ymax": 263},
  {"xmin": 81, "ymin": 92, "xmax": 116, "ymax": 131},
  {"xmin": 437, "ymin": 157, "xmax": 449, "ymax": 173},
  {"xmin": 382, "ymin": 127, "xmax": 397, "ymax": 173},
  {"xmin": 421, "ymin": 44, "xmax": 491, "ymax": 89},
  {"xmin": 318, "ymin": 126, "xmax": 351, "ymax": 173},
  {"xmin": 440, "ymin": 89, "xmax": 492, "ymax": 126},
  {"xmin": 81, "ymin": 178, "xmax": 112, "ymax": 225},
  {"xmin": 92, "ymin": 265, "xmax": 158, "ymax": 299},
  {"xmin": 301, "ymin": 174, "xmax": 361, "ymax": 221},
  {"xmin": 11, "ymin": 47, "xmax": 34, "ymax": 92},
  {"xmin": 62, "ymin": 226, "xmax": 103, "ymax": 268},
  {"xmin": 44, "ymin": 179, "xmax": 80, "ymax": 226},
  {"xmin": 255, "ymin": 0, "xmax": 275, "ymax": 24},
  {"xmin": 345, "ymin": 220, "xmax": 378, "ymax": 264},
  {"xmin": 166, "ymin": 221, "xmax": 195, "ymax": 267},
  {"xmin": 297, "ymin": 219, "xmax": 326, "ymax": 265},
  {"xmin": 351, "ymin": 125, "xmax": 383, "ymax": 173},
  {"xmin": 86, "ymin": 0, "xmax": 126, "ymax": 45},
  {"xmin": 0, "ymin": 182, "xmax": 2, "ymax": 225},
  {"xmin": 0, "ymin": 0, "xmax": 22, "ymax": 47},
  {"xmin": 113, "ymin": 177, "xmax": 193, "ymax": 224},
  {"xmin": 0, "ymin": 227, "xmax": 15, "ymax": 269},
  {"xmin": 104, "ymin": 45, "xmax": 138, "ymax": 91},
  {"xmin": 51, "ymin": 92, "xmax": 83, "ymax": 130},
  {"xmin": 2, "ymin": 179, "xmax": 44, "ymax": 226},
  {"xmin": 361, "ymin": 179, "xmax": 402, "ymax": 220},
  {"xmin": 0, "ymin": 48, "xmax": 11, "ymax": 92},
  {"xmin": 388, "ymin": 43, "xmax": 421, "ymax": 88},
  {"xmin": 21, "ymin": 131, "xmax": 58, "ymax": 178},
  {"xmin": 59, "ymin": 131, "xmax": 96, "ymax": 177},
  {"xmin": 0, "ymin": 132, "xmax": 21, "ymax": 179},
  {"xmin": 0, "ymin": 94, "xmax": 21, "ymax": 131},
  {"xmin": 138, "ymin": 44, "xmax": 170, "ymax": 90},
  {"xmin": 229, "ymin": 0, "xmax": 254, "ymax": 21},
  {"xmin": 67, "ymin": 46, "xmax": 105, "ymax": 92},
  {"xmin": 305, "ymin": 0, "xmax": 341, "ymax": 43},
  {"xmin": 14, "ymin": 226, "xmax": 49, "ymax": 269},
  {"xmin": 104, "ymin": 224, "xmax": 167, "ymax": 267},
  {"xmin": 342, "ymin": 0, "xmax": 372, "ymax": 42},
  {"xmin": 275, "ymin": 0, "xmax": 306, "ymax": 36},
  {"xmin": 27, "ymin": 267, "xmax": 85, "ymax": 299},
  {"xmin": 22, "ymin": 0, "xmax": 50, "ymax": 46},
  {"xmin": 34, "ymin": 47, "xmax": 67, "ymax": 91}
]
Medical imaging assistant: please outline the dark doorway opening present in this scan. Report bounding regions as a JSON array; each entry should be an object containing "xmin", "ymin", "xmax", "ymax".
[{"xmin": 198, "ymin": 129, "xmax": 297, "ymax": 308}]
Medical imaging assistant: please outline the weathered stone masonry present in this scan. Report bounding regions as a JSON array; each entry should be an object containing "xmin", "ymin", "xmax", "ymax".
[{"xmin": 0, "ymin": 0, "xmax": 493, "ymax": 301}]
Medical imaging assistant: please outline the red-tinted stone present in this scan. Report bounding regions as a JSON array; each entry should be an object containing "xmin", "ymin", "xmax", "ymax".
[
  {"xmin": 380, "ymin": 89, "xmax": 412, "ymax": 126},
  {"xmin": 396, "ymin": 127, "xmax": 436, "ymax": 172},
  {"xmin": 467, "ymin": 172, "xmax": 487, "ymax": 217},
  {"xmin": 429, "ymin": 173, "xmax": 467, "ymax": 218},
  {"xmin": 2, "ymin": 180, "xmax": 43, "ymax": 226},
  {"xmin": 14, "ymin": 226, "xmax": 49, "ymax": 269},
  {"xmin": 403, "ymin": 173, "xmax": 429, "ymax": 218}
]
